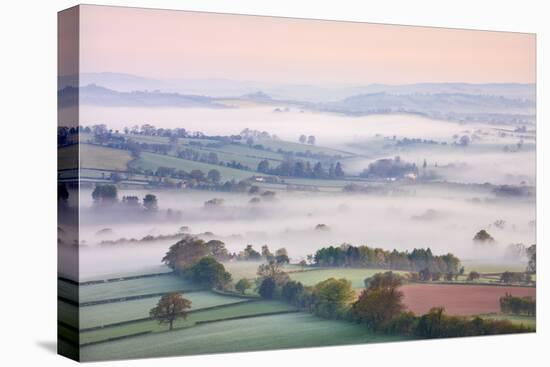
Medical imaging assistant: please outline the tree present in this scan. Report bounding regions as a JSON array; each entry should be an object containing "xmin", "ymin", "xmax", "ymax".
[
  {"xmin": 526, "ymin": 244, "xmax": 536, "ymax": 273},
  {"xmin": 282, "ymin": 280, "xmax": 304, "ymax": 303},
  {"xmin": 186, "ymin": 257, "xmax": 232, "ymax": 289},
  {"xmin": 149, "ymin": 292, "xmax": 192, "ymax": 330},
  {"xmin": 307, "ymin": 135, "xmax": 316, "ymax": 145},
  {"xmin": 162, "ymin": 237, "xmax": 210, "ymax": 271},
  {"xmin": 257, "ymin": 261, "xmax": 289, "ymax": 286},
  {"xmin": 419, "ymin": 267, "xmax": 432, "ymax": 281},
  {"xmin": 257, "ymin": 159, "xmax": 270, "ymax": 173},
  {"xmin": 241, "ymin": 244, "xmax": 262, "ymax": 260},
  {"xmin": 235, "ymin": 278, "xmax": 252, "ymax": 295},
  {"xmin": 473, "ymin": 229, "xmax": 495, "ymax": 244},
  {"xmin": 143, "ymin": 194, "xmax": 158, "ymax": 211},
  {"xmin": 467, "ymin": 271, "xmax": 480, "ymax": 282},
  {"xmin": 261, "ymin": 245, "xmax": 274, "ymax": 262},
  {"xmin": 275, "ymin": 248, "xmax": 290, "ymax": 264},
  {"xmin": 92, "ymin": 184, "xmax": 117, "ymax": 203},
  {"xmin": 313, "ymin": 278, "xmax": 354, "ymax": 318},
  {"xmin": 352, "ymin": 272, "xmax": 405, "ymax": 331},
  {"xmin": 334, "ymin": 162, "xmax": 344, "ymax": 177},
  {"xmin": 190, "ymin": 169, "xmax": 205, "ymax": 181},
  {"xmin": 207, "ymin": 169, "xmax": 221, "ymax": 184},
  {"xmin": 459, "ymin": 135, "xmax": 471, "ymax": 147},
  {"xmin": 313, "ymin": 162, "xmax": 325, "ymax": 178},
  {"xmin": 204, "ymin": 240, "xmax": 229, "ymax": 261},
  {"xmin": 298, "ymin": 260, "xmax": 307, "ymax": 270},
  {"xmin": 299, "ymin": 134, "xmax": 307, "ymax": 144},
  {"xmin": 258, "ymin": 277, "xmax": 276, "ymax": 299}
]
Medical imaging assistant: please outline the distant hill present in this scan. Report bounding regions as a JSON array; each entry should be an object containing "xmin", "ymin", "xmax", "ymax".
[
  {"xmin": 58, "ymin": 84, "xmax": 228, "ymax": 108},
  {"xmin": 319, "ymin": 91, "xmax": 535, "ymax": 124}
]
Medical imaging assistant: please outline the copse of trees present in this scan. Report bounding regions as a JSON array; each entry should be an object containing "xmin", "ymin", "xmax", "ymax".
[
  {"xmin": 162, "ymin": 236, "xmax": 230, "ymax": 271},
  {"xmin": 499, "ymin": 271, "xmax": 532, "ymax": 284},
  {"xmin": 184, "ymin": 257, "xmax": 232, "ymax": 289},
  {"xmin": 360, "ymin": 156, "xmax": 418, "ymax": 179},
  {"xmin": 257, "ymin": 158, "xmax": 344, "ymax": 179},
  {"xmin": 313, "ymin": 244, "xmax": 461, "ymax": 274},
  {"xmin": 143, "ymin": 194, "xmax": 158, "ymax": 211},
  {"xmin": 92, "ymin": 184, "xmax": 118, "ymax": 203},
  {"xmin": 499, "ymin": 293, "xmax": 536, "ymax": 316}
]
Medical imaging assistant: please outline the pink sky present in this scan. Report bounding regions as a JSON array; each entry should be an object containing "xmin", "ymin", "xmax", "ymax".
[{"xmin": 79, "ymin": 5, "xmax": 535, "ymax": 85}]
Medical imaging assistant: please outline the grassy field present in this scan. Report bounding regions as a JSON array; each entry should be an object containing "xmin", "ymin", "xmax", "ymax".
[
  {"xmin": 461, "ymin": 261, "xmax": 527, "ymax": 274},
  {"xmin": 130, "ymin": 152, "xmax": 256, "ymax": 181},
  {"xmin": 224, "ymin": 262, "xmax": 315, "ymax": 281},
  {"xmin": 80, "ymin": 291, "xmax": 249, "ymax": 329},
  {"xmin": 79, "ymin": 265, "xmax": 173, "ymax": 283},
  {"xmin": 80, "ymin": 300, "xmax": 296, "ymax": 345},
  {"xmin": 81, "ymin": 312, "xmax": 408, "ymax": 361},
  {"xmin": 254, "ymin": 137, "xmax": 354, "ymax": 158},
  {"xmin": 79, "ymin": 274, "xmax": 202, "ymax": 304},
  {"xmin": 80, "ymin": 144, "xmax": 132, "ymax": 171},
  {"xmin": 289, "ymin": 268, "xmax": 409, "ymax": 289}
]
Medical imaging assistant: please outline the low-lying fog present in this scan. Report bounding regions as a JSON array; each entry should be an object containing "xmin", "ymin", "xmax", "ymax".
[
  {"xmin": 68, "ymin": 105, "xmax": 535, "ymax": 279},
  {"xmin": 75, "ymin": 187, "xmax": 535, "ymax": 279},
  {"xmin": 80, "ymin": 105, "xmax": 510, "ymax": 145}
]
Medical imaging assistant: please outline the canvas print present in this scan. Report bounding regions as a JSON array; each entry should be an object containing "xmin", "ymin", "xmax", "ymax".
[{"xmin": 58, "ymin": 5, "xmax": 536, "ymax": 362}]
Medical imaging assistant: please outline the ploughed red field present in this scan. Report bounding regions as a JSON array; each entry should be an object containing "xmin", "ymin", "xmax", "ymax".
[{"xmin": 401, "ymin": 284, "xmax": 536, "ymax": 316}]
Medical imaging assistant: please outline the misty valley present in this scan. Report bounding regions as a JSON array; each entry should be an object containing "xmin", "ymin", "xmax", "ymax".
[{"xmin": 58, "ymin": 80, "xmax": 536, "ymax": 361}]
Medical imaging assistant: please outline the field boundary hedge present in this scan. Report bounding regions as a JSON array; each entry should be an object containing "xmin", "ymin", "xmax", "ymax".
[
  {"xmin": 211, "ymin": 288, "xmax": 261, "ymax": 299},
  {"xmin": 79, "ymin": 271, "xmax": 175, "ymax": 286},
  {"xmin": 80, "ymin": 331, "xmax": 153, "ymax": 347},
  {"xmin": 195, "ymin": 310, "xmax": 300, "ymax": 325},
  {"xmin": 409, "ymin": 280, "xmax": 535, "ymax": 288}
]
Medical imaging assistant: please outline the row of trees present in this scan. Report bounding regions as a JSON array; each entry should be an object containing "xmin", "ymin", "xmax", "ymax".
[
  {"xmin": 313, "ymin": 244, "xmax": 461, "ymax": 274},
  {"xmin": 257, "ymin": 159, "xmax": 344, "ymax": 179},
  {"xmin": 255, "ymin": 267, "xmax": 532, "ymax": 338},
  {"xmin": 499, "ymin": 293, "xmax": 536, "ymax": 316},
  {"xmin": 92, "ymin": 184, "xmax": 158, "ymax": 211}
]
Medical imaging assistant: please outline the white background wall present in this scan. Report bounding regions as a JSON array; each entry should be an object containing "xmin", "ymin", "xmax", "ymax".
[{"xmin": 0, "ymin": 0, "xmax": 547, "ymax": 366}]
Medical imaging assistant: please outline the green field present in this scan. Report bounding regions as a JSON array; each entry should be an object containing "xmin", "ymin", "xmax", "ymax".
[
  {"xmin": 81, "ymin": 312, "xmax": 408, "ymax": 361},
  {"xmin": 79, "ymin": 274, "xmax": 202, "ymax": 304},
  {"xmin": 80, "ymin": 300, "xmax": 296, "ymax": 345},
  {"xmin": 254, "ymin": 137, "xmax": 354, "ymax": 158},
  {"xmin": 224, "ymin": 262, "xmax": 315, "ymax": 281},
  {"xmin": 289, "ymin": 268, "xmax": 409, "ymax": 289},
  {"xmin": 130, "ymin": 152, "xmax": 256, "ymax": 181},
  {"xmin": 462, "ymin": 261, "xmax": 527, "ymax": 274},
  {"xmin": 80, "ymin": 144, "xmax": 132, "ymax": 171},
  {"xmin": 80, "ymin": 265, "xmax": 173, "ymax": 283},
  {"xmin": 79, "ymin": 291, "xmax": 249, "ymax": 329},
  {"xmin": 478, "ymin": 314, "xmax": 536, "ymax": 328}
]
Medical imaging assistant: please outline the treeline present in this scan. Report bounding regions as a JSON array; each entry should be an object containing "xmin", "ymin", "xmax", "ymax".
[
  {"xmin": 257, "ymin": 159, "xmax": 344, "ymax": 179},
  {"xmin": 256, "ymin": 268, "xmax": 532, "ymax": 338},
  {"xmin": 500, "ymin": 294, "xmax": 536, "ymax": 316},
  {"xmin": 360, "ymin": 156, "xmax": 418, "ymax": 179},
  {"xmin": 313, "ymin": 244, "xmax": 461, "ymax": 274}
]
